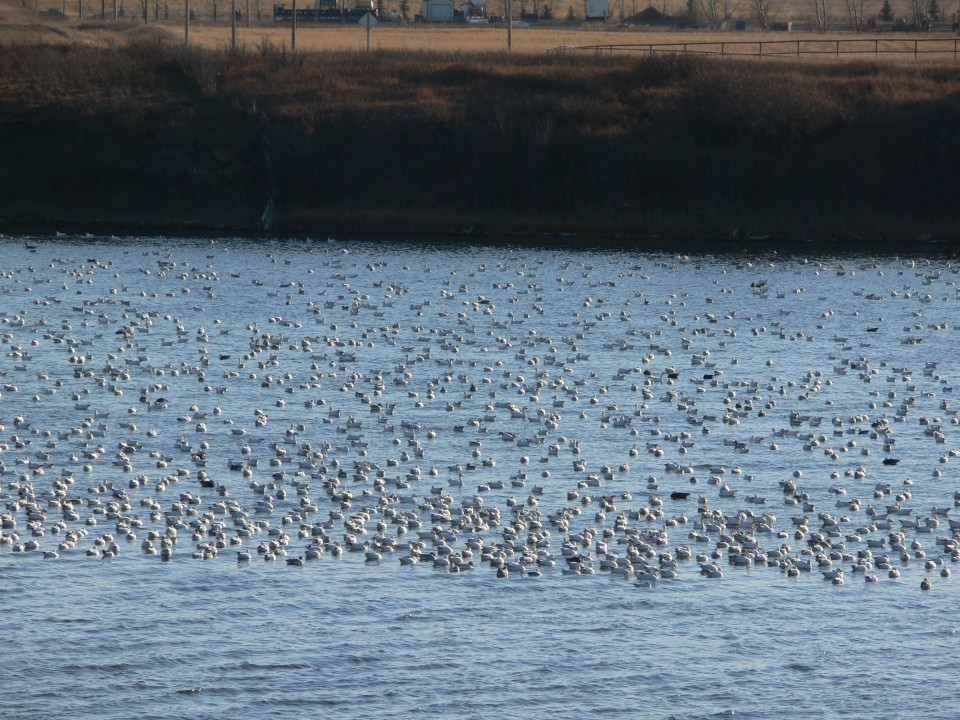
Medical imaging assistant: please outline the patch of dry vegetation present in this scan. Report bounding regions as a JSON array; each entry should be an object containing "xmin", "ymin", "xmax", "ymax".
[
  {"xmin": 0, "ymin": 29, "xmax": 958, "ymax": 239},
  {"xmin": 215, "ymin": 48, "xmax": 960, "ymax": 238}
]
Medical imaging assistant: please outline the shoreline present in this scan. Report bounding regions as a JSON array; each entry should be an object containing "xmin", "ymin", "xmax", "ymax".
[{"xmin": 5, "ymin": 216, "xmax": 957, "ymax": 253}]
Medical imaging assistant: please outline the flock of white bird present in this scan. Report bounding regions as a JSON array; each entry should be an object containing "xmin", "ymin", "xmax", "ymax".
[{"xmin": 1, "ymin": 238, "xmax": 958, "ymax": 592}]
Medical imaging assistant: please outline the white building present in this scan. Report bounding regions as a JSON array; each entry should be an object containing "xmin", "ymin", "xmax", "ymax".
[{"xmin": 423, "ymin": 0, "xmax": 455, "ymax": 20}]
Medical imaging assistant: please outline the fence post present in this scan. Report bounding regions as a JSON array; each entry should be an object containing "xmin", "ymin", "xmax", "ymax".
[
  {"xmin": 797, "ymin": 40, "xmax": 800, "ymax": 57},
  {"xmin": 836, "ymin": 40, "xmax": 839, "ymax": 56}
]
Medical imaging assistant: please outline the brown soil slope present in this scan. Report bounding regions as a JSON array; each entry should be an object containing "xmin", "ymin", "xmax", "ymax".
[{"xmin": 1, "ymin": 16, "xmax": 959, "ymax": 242}]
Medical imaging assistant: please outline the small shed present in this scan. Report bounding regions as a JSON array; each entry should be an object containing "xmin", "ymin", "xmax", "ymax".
[
  {"xmin": 423, "ymin": 0, "xmax": 455, "ymax": 20},
  {"xmin": 585, "ymin": 0, "xmax": 608, "ymax": 20}
]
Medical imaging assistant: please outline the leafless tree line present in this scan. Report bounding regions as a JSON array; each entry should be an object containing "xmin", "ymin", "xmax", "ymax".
[{"xmin": 808, "ymin": 0, "xmax": 931, "ymax": 32}]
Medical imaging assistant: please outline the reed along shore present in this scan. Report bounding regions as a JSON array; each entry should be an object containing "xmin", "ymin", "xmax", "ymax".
[{"xmin": 2, "ymin": 33, "xmax": 959, "ymax": 242}]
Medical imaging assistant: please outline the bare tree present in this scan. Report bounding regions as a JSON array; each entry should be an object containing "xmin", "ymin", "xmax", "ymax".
[
  {"xmin": 753, "ymin": 0, "xmax": 780, "ymax": 30},
  {"xmin": 908, "ymin": 0, "xmax": 926, "ymax": 26},
  {"xmin": 811, "ymin": 0, "xmax": 827, "ymax": 29},
  {"xmin": 698, "ymin": 0, "xmax": 721, "ymax": 23},
  {"xmin": 753, "ymin": 0, "xmax": 770, "ymax": 30},
  {"xmin": 844, "ymin": 0, "xmax": 872, "ymax": 29},
  {"xmin": 650, "ymin": 0, "xmax": 669, "ymax": 15},
  {"xmin": 698, "ymin": 0, "xmax": 739, "ymax": 23}
]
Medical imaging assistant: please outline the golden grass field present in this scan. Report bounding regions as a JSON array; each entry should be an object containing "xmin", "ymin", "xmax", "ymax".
[
  {"xmin": 185, "ymin": 22, "xmax": 727, "ymax": 54},
  {"xmin": 1, "ymin": 0, "xmax": 958, "ymax": 57},
  {"xmin": 189, "ymin": 24, "xmax": 960, "ymax": 57}
]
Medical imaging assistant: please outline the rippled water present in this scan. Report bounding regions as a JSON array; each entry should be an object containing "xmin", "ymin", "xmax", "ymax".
[{"xmin": 2, "ymin": 236, "xmax": 960, "ymax": 720}]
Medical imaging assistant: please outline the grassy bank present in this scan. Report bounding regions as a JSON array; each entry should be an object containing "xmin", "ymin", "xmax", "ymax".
[{"xmin": 1, "ymin": 31, "xmax": 959, "ymax": 241}]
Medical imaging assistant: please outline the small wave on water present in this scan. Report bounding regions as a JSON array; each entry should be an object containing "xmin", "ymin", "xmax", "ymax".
[{"xmin": 1, "ymin": 237, "xmax": 959, "ymax": 720}]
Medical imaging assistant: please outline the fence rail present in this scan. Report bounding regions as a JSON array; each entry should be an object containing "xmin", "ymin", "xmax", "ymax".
[{"xmin": 564, "ymin": 37, "xmax": 960, "ymax": 60}]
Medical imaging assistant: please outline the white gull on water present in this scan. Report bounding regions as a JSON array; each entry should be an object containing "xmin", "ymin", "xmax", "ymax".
[{"xmin": 1, "ymin": 236, "xmax": 959, "ymax": 720}]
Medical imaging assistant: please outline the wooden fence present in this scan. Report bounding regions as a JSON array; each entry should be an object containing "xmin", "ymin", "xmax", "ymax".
[{"xmin": 565, "ymin": 37, "xmax": 960, "ymax": 60}]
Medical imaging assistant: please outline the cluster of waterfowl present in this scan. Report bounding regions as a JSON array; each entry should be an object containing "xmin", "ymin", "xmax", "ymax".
[{"xmin": 1, "ymin": 239, "xmax": 958, "ymax": 592}]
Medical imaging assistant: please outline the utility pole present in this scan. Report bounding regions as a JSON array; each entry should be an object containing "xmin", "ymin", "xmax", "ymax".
[{"xmin": 292, "ymin": 0, "xmax": 297, "ymax": 51}]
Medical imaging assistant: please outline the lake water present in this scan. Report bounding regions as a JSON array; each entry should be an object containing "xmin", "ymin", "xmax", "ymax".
[{"xmin": 1, "ymin": 235, "xmax": 959, "ymax": 720}]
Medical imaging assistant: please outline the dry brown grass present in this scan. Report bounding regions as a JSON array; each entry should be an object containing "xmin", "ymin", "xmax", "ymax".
[
  {"xmin": 2, "ymin": 0, "xmax": 959, "ymax": 240},
  {"xmin": 173, "ymin": 24, "xmax": 891, "ymax": 54}
]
